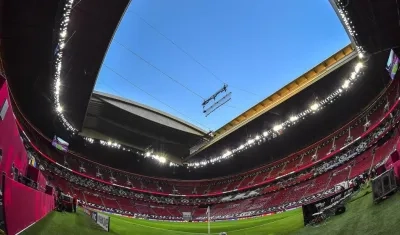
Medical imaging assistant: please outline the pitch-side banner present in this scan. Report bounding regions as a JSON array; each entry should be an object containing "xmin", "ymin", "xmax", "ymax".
[
  {"xmin": 85, "ymin": 207, "xmax": 110, "ymax": 232},
  {"xmin": 182, "ymin": 212, "xmax": 192, "ymax": 221},
  {"xmin": 96, "ymin": 213, "xmax": 110, "ymax": 232}
]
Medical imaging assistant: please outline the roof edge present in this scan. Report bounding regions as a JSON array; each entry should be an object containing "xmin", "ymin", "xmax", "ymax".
[{"xmin": 92, "ymin": 91, "xmax": 208, "ymax": 135}]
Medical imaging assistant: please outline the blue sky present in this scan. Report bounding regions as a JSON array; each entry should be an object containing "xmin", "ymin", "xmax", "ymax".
[{"xmin": 95, "ymin": 0, "xmax": 350, "ymax": 131}]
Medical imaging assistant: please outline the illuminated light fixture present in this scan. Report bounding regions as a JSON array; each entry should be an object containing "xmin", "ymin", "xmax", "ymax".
[
  {"xmin": 273, "ymin": 124, "xmax": 283, "ymax": 132},
  {"xmin": 355, "ymin": 62, "xmax": 364, "ymax": 73},
  {"xmin": 289, "ymin": 116, "xmax": 299, "ymax": 122},
  {"xmin": 247, "ymin": 139, "xmax": 255, "ymax": 144},
  {"xmin": 255, "ymin": 135, "xmax": 261, "ymax": 140},
  {"xmin": 158, "ymin": 156, "xmax": 166, "ymax": 164},
  {"xmin": 310, "ymin": 103, "xmax": 320, "ymax": 111},
  {"xmin": 56, "ymin": 105, "xmax": 63, "ymax": 113},
  {"xmin": 263, "ymin": 131, "xmax": 268, "ymax": 137},
  {"xmin": 350, "ymin": 72, "xmax": 357, "ymax": 80},
  {"xmin": 358, "ymin": 53, "xmax": 364, "ymax": 59},
  {"xmin": 145, "ymin": 152, "xmax": 151, "ymax": 157},
  {"xmin": 239, "ymin": 144, "xmax": 245, "ymax": 150},
  {"xmin": 342, "ymin": 79, "xmax": 350, "ymax": 89},
  {"xmin": 84, "ymin": 137, "xmax": 94, "ymax": 144},
  {"xmin": 222, "ymin": 150, "xmax": 232, "ymax": 158}
]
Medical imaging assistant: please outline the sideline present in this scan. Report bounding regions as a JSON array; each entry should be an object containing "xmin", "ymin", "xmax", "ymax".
[{"xmin": 114, "ymin": 214, "xmax": 297, "ymax": 234}]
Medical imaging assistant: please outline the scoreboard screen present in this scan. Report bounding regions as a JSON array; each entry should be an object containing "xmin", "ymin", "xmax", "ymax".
[
  {"xmin": 52, "ymin": 135, "xmax": 69, "ymax": 152},
  {"xmin": 386, "ymin": 49, "xmax": 399, "ymax": 79}
]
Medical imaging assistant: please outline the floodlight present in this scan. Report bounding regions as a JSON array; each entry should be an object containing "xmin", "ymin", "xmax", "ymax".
[
  {"xmin": 289, "ymin": 116, "xmax": 298, "ymax": 122},
  {"xmin": 273, "ymin": 124, "xmax": 283, "ymax": 132},
  {"xmin": 158, "ymin": 157, "xmax": 166, "ymax": 164},
  {"xmin": 310, "ymin": 103, "xmax": 319, "ymax": 111},
  {"xmin": 350, "ymin": 72, "xmax": 356, "ymax": 80},
  {"xmin": 56, "ymin": 105, "xmax": 63, "ymax": 113},
  {"xmin": 342, "ymin": 80, "xmax": 350, "ymax": 89},
  {"xmin": 355, "ymin": 62, "xmax": 364, "ymax": 72}
]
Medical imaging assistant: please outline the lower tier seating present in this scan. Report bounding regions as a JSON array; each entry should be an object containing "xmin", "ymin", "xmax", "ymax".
[{"xmin": 42, "ymin": 129, "xmax": 399, "ymax": 220}]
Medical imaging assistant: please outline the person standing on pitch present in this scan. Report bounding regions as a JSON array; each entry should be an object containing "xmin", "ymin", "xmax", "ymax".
[{"xmin": 73, "ymin": 194, "xmax": 78, "ymax": 213}]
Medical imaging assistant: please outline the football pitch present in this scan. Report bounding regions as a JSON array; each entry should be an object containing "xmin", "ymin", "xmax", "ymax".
[
  {"xmin": 21, "ymin": 209, "xmax": 303, "ymax": 235},
  {"xmin": 21, "ymin": 188, "xmax": 400, "ymax": 235}
]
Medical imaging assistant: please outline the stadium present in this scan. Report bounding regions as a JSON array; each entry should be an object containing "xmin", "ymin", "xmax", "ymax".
[{"xmin": 1, "ymin": 0, "xmax": 400, "ymax": 234}]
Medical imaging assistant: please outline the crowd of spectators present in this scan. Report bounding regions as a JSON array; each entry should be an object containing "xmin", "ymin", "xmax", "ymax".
[
  {"xmin": 21, "ymin": 106, "xmax": 398, "ymax": 221},
  {"xmin": 14, "ymin": 80, "xmax": 399, "ymax": 221},
  {"xmin": 16, "ymin": 81, "xmax": 398, "ymax": 198}
]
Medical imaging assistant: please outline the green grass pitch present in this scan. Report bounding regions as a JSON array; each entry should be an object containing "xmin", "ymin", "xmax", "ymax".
[{"xmin": 20, "ymin": 188, "xmax": 400, "ymax": 235}]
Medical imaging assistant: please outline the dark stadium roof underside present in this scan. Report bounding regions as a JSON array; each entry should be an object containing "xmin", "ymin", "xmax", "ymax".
[
  {"xmin": 343, "ymin": 0, "xmax": 400, "ymax": 55},
  {"xmin": 1, "ymin": 0, "xmax": 131, "ymax": 139},
  {"xmin": 81, "ymin": 92, "xmax": 206, "ymax": 161}
]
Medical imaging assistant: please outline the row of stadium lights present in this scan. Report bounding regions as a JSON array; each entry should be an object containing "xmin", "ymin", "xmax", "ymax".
[
  {"xmin": 54, "ymin": 0, "xmax": 77, "ymax": 133},
  {"xmin": 85, "ymin": 137, "xmax": 179, "ymax": 166},
  {"xmin": 56, "ymin": 0, "xmax": 364, "ymax": 168},
  {"xmin": 187, "ymin": 62, "xmax": 364, "ymax": 168},
  {"xmin": 336, "ymin": 0, "xmax": 364, "ymax": 56}
]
